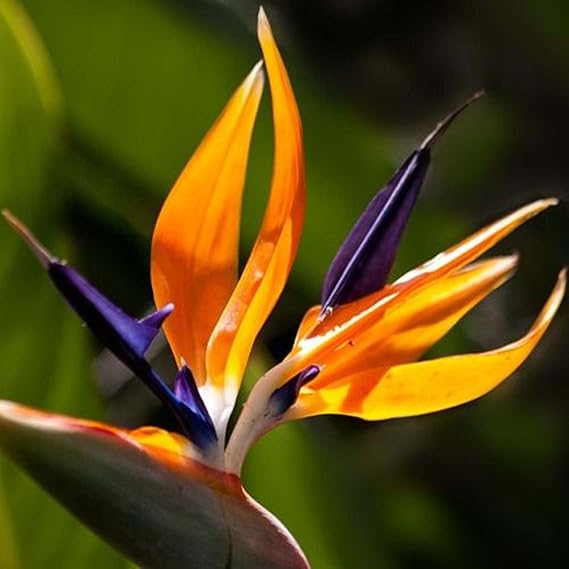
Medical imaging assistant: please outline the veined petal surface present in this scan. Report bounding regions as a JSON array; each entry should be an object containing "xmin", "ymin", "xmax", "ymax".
[
  {"xmin": 151, "ymin": 62, "xmax": 264, "ymax": 383},
  {"xmin": 206, "ymin": 10, "xmax": 305, "ymax": 408},
  {"xmin": 291, "ymin": 269, "xmax": 565, "ymax": 420},
  {"xmin": 0, "ymin": 402, "xmax": 309, "ymax": 569}
]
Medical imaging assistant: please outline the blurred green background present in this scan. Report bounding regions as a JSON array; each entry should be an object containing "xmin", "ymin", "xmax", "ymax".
[{"xmin": 1, "ymin": 0, "xmax": 568, "ymax": 567}]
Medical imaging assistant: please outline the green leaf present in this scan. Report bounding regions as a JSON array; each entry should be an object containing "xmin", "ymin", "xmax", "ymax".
[
  {"xmin": 0, "ymin": 481, "xmax": 20, "ymax": 569},
  {"xmin": 0, "ymin": 1, "xmax": 129, "ymax": 566},
  {"xmin": 0, "ymin": 0, "xmax": 60, "ymax": 268}
]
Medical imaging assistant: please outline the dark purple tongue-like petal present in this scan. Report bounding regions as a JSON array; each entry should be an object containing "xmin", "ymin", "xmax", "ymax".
[
  {"xmin": 321, "ymin": 91, "xmax": 485, "ymax": 314},
  {"xmin": 268, "ymin": 365, "xmax": 321, "ymax": 416},
  {"xmin": 48, "ymin": 263, "xmax": 173, "ymax": 360},
  {"xmin": 174, "ymin": 364, "xmax": 215, "ymax": 434},
  {"xmin": 321, "ymin": 150, "xmax": 429, "ymax": 313},
  {"xmin": 3, "ymin": 211, "xmax": 217, "ymax": 450}
]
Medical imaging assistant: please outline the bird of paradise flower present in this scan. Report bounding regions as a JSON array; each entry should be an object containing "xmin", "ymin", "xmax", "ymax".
[{"xmin": 0, "ymin": 8, "xmax": 565, "ymax": 569}]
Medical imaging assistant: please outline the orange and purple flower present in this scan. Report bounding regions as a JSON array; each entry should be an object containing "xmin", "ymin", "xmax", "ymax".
[{"xmin": 0, "ymin": 8, "xmax": 564, "ymax": 569}]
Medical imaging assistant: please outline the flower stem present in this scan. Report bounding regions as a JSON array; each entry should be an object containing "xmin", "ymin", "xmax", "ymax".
[{"xmin": 225, "ymin": 358, "xmax": 297, "ymax": 474}]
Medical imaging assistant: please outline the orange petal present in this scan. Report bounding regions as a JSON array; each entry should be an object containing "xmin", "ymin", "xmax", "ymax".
[
  {"xmin": 151, "ymin": 62, "xmax": 265, "ymax": 382},
  {"xmin": 292, "ymin": 269, "xmax": 565, "ymax": 420},
  {"xmin": 394, "ymin": 198, "xmax": 557, "ymax": 287},
  {"xmin": 293, "ymin": 305, "xmax": 321, "ymax": 347},
  {"xmin": 292, "ymin": 199, "xmax": 557, "ymax": 364},
  {"xmin": 206, "ymin": 10, "xmax": 305, "ymax": 401},
  {"xmin": 312, "ymin": 255, "xmax": 518, "ymax": 386}
]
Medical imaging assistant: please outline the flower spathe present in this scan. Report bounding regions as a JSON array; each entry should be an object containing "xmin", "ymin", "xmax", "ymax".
[{"xmin": 0, "ymin": 6, "xmax": 565, "ymax": 569}]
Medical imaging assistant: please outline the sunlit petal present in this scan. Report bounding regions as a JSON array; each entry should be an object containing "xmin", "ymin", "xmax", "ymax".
[
  {"xmin": 292, "ymin": 199, "xmax": 557, "ymax": 365},
  {"xmin": 206, "ymin": 9, "xmax": 305, "ymax": 412},
  {"xmin": 394, "ymin": 199, "xmax": 557, "ymax": 287},
  {"xmin": 151, "ymin": 62, "xmax": 265, "ymax": 383},
  {"xmin": 313, "ymin": 255, "xmax": 519, "ymax": 386},
  {"xmin": 292, "ymin": 269, "xmax": 565, "ymax": 419}
]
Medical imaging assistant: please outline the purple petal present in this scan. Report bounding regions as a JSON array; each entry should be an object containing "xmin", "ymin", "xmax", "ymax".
[
  {"xmin": 138, "ymin": 304, "xmax": 175, "ymax": 349},
  {"xmin": 321, "ymin": 151, "xmax": 428, "ymax": 312},
  {"xmin": 48, "ymin": 264, "xmax": 169, "ymax": 360},
  {"xmin": 174, "ymin": 365, "xmax": 195, "ymax": 404},
  {"xmin": 321, "ymin": 91, "xmax": 485, "ymax": 313},
  {"xmin": 268, "ymin": 365, "xmax": 321, "ymax": 416},
  {"xmin": 3, "ymin": 212, "xmax": 217, "ymax": 449},
  {"xmin": 174, "ymin": 365, "xmax": 216, "ymax": 435},
  {"xmin": 48, "ymin": 264, "xmax": 217, "ymax": 448}
]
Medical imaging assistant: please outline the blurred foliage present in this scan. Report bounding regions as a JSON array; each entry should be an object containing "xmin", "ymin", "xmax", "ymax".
[{"xmin": 0, "ymin": 0, "xmax": 568, "ymax": 567}]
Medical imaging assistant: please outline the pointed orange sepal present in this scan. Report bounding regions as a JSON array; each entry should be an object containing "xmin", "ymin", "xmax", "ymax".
[
  {"xmin": 290, "ymin": 199, "xmax": 558, "ymax": 372},
  {"xmin": 312, "ymin": 255, "xmax": 519, "ymax": 387},
  {"xmin": 151, "ymin": 62, "xmax": 265, "ymax": 383},
  {"xmin": 292, "ymin": 269, "xmax": 565, "ymax": 420},
  {"xmin": 205, "ymin": 8, "xmax": 306, "ymax": 406}
]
